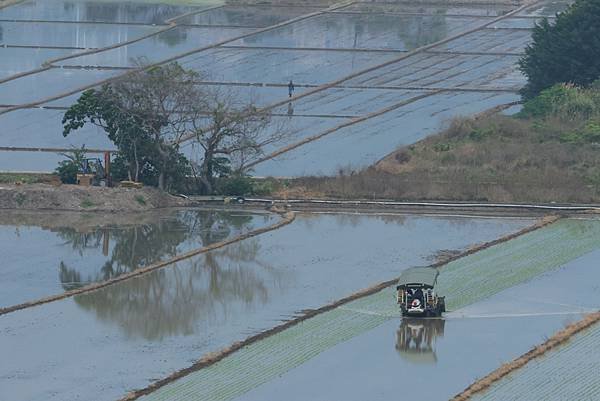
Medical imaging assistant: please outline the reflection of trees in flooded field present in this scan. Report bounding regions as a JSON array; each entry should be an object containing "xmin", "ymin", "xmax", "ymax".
[
  {"xmin": 156, "ymin": 28, "xmax": 188, "ymax": 47},
  {"xmin": 396, "ymin": 318, "xmax": 445, "ymax": 363},
  {"xmin": 298, "ymin": 212, "xmax": 407, "ymax": 230},
  {"xmin": 57, "ymin": 210, "xmax": 255, "ymax": 290},
  {"xmin": 397, "ymin": 14, "xmax": 447, "ymax": 50},
  {"xmin": 62, "ymin": 2, "xmax": 191, "ymax": 24},
  {"xmin": 73, "ymin": 239, "xmax": 287, "ymax": 340}
]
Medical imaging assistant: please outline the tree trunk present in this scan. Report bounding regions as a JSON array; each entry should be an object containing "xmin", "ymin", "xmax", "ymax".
[
  {"xmin": 199, "ymin": 151, "xmax": 214, "ymax": 195},
  {"xmin": 158, "ymin": 172, "xmax": 165, "ymax": 191}
]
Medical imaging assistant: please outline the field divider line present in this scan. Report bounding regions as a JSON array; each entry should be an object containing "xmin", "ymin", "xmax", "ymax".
[
  {"xmin": 0, "ymin": 1, "xmax": 352, "ymax": 116},
  {"xmin": 451, "ymin": 309, "xmax": 600, "ymax": 401},
  {"xmin": 325, "ymin": 9, "xmax": 498, "ymax": 19},
  {"xmin": 219, "ymin": 44, "xmax": 409, "ymax": 53},
  {"xmin": 117, "ymin": 214, "xmax": 559, "ymax": 401},
  {"xmin": 0, "ymin": 211, "xmax": 295, "ymax": 318},
  {"xmin": 0, "ymin": 18, "xmax": 171, "ymax": 26},
  {"xmin": 0, "ymin": 145, "xmax": 116, "ymax": 153},
  {"xmin": 244, "ymin": 90, "xmax": 441, "ymax": 169},
  {"xmin": 2, "ymin": 44, "xmax": 97, "ymax": 50},
  {"xmin": 0, "ymin": 0, "xmax": 25, "ymax": 11},
  {"xmin": 218, "ymin": 45, "xmax": 524, "ymax": 57}
]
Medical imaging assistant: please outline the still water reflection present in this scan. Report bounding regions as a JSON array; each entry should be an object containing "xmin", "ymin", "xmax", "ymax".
[
  {"xmin": 0, "ymin": 209, "xmax": 271, "ymax": 307},
  {"xmin": 73, "ymin": 238, "xmax": 285, "ymax": 340},
  {"xmin": 396, "ymin": 318, "xmax": 445, "ymax": 364}
]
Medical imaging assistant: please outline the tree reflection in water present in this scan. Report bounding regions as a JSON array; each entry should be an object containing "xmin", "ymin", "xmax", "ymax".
[
  {"xmin": 72, "ymin": 238, "xmax": 286, "ymax": 340},
  {"xmin": 57, "ymin": 210, "xmax": 255, "ymax": 290},
  {"xmin": 396, "ymin": 318, "xmax": 445, "ymax": 364}
]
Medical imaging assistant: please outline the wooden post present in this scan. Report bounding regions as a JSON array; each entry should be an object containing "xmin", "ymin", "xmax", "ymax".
[{"xmin": 104, "ymin": 151, "xmax": 111, "ymax": 187}]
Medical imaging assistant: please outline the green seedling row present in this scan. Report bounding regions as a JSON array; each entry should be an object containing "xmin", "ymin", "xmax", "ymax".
[
  {"xmin": 473, "ymin": 322, "xmax": 600, "ymax": 401},
  {"xmin": 438, "ymin": 219, "xmax": 600, "ymax": 310},
  {"xmin": 141, "ymin": 219, "xmax": 600, "ymax": 401}
]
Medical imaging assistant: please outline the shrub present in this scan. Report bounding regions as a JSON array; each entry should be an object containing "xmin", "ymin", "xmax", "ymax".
[
  {"xmin": 80, "ymin": 199, "xmax": 94, "ymax": 208},
  {"xmin": 55, "ymin": 147, "xmax": 87, "ymax": 184},
  {"xmin": 519, "ymin": 84, "xmax": 577, "ymax": 118},
  {"xmin": 218, "ymin": 175, "xmax": 254, "ymax": 196}
]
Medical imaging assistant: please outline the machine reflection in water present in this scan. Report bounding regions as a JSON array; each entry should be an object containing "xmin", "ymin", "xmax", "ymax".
[{"xmin": 396, "ymin": 318, "xmax": 445, "ymax": 364}]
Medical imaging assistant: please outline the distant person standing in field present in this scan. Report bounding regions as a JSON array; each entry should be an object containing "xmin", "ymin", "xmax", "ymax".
[{"xmin": 288, "ymin": 80, "xmax": 295, "ymax": 98}]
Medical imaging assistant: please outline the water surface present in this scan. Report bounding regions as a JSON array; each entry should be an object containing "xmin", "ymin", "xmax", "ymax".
[
  {"xmin": 0, "ymin": 212, "xmax": 530, "ymax": 401},
  {"xmin": 0, "ymin": 209, "xmax": 273, "ymax": 307}
]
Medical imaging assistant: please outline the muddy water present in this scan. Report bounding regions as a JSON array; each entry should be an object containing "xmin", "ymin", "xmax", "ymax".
[
  {"xmin": 0, "ymin": 209, "xmax": 273, "ymax": 308},
  {"xmin": 0, "ymin": 213, "xmax": 530, "ymax": 401},
  {"xmin": 235, "ymin": 249, "xmax": 600, "ymax": 401}
]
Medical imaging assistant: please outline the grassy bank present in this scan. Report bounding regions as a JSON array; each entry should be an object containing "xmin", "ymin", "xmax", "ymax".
[{"xmin": 277, "ymin": 84, "xmax": 600, "ymax": 204}]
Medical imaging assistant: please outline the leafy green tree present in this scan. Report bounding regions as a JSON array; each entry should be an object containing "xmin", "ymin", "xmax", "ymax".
[
  {"xmin": 519, "ymin": 0, "xmax": 600, "ymax": 99},
  {"xmin": 62, "ymin": 63, "xmax": 200, "ymax": 190}
]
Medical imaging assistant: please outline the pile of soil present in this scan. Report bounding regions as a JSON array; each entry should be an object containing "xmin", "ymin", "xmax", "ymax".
[{"xmin": 0, "ymin": 183, "xmax": 190, "ymax": 212}]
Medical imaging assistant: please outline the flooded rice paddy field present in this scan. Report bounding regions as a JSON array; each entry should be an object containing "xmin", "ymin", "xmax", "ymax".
[
  {"xmin": 0, "ymin": 211, "xmax": 532, "ymax": 401},
  {"xmin": 0, "ymin": 0, "xmax": 570, "ymax": 173},
  {"xmin": 254, "ymin": 91, "xmax": 518, "ymax": 176},
  {"xmin": 0, "ymin": 209, "xmax": 274, "ymax": 308},
  {"xmin": 140, "ymin": 218, "xmax": 600, "ymax": 401},
  {"xmin": 239, "ymin": 257, "xmax": 598, "ymax": 401}
]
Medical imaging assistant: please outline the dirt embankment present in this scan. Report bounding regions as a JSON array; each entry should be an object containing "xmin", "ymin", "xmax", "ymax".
[{"xmin": 0, "ymin": 184, "xmax": 190, "ymax": 212}]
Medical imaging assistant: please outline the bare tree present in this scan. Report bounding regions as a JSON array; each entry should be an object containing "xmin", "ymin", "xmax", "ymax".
[{"xmin": 188, "ymin": 89, "xmax": 288, "ymax": 194}]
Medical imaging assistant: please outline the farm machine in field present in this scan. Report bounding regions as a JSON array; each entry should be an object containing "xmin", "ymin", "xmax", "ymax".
[{"xmin": 396, "ymin": 267, "xmax": 445, "ymax": 317}]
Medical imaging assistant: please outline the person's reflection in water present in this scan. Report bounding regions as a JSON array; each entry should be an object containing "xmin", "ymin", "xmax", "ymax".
[
  {"xmin": 396, "ymin": 317, "xmax": 445, "ymax": 364},
  {"xmin": 287, "ymin": 101, "xmax": 294, "ymax": 119}
]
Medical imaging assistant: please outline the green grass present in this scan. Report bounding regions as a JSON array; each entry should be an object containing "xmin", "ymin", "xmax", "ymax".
[
  {"xmin": 134, "ymin": 195, "xmax": 147, "ymax": 206},
  {"xmin": 80, "ymin": 199, "xmax": 95, "ymax": 208},
  {"xmin": 0, "ymin": 173, "xmax": 46, "ymax": 184},
  {"xmin": 140, "ymin": 219, "xmax": 600, "ymax": 401}
]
